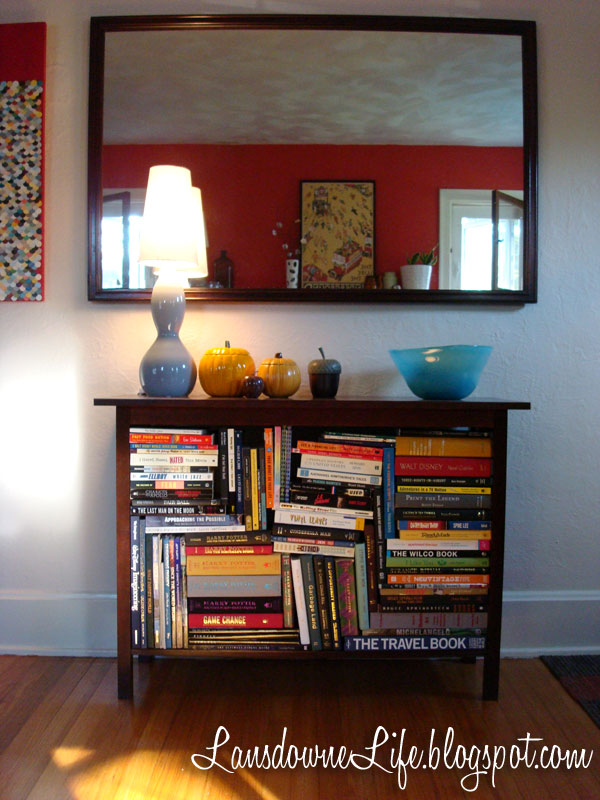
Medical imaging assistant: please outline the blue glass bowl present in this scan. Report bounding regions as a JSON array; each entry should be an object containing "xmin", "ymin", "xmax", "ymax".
[{"xmin": 389, "ymin": 345, "xmax": 492, "ymax": 400}]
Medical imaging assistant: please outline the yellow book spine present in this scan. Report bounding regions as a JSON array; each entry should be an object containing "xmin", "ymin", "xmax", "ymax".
[
  {"xmin": 398, "ymin": 529, "xmax": 491, "ymax": 541},
  {"xmin": 397, "ymin": 485, "xmax": 491, "ymax": 495},
  {"xmin": 251, "ymin": 448, "xmax": 259, "ymax": 531},
  {"xmin": 395, "ymin": 437, "xmax": 492, "ymax": 457},
  {"xmin": 186, "ymin": 553, "xmax": 281, "ymax": 576}
]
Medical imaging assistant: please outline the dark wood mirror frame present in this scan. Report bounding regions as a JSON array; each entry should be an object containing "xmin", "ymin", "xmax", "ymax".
[{"xmin": 88, "ymin": 14, "xmax": 538, "ymax": 304}]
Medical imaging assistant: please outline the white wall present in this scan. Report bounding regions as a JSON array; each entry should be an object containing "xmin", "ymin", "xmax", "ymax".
[{"xmin": 1, "ymin": 0, "xmax": 599, "ymax": 657}]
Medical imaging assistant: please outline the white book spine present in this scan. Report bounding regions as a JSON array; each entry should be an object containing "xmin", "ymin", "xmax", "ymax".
[
  {"xmin": 130, "ymin": 453, "xmax": 218, "ymax": 467},
  {"xmin": 273, "ymin": 540, "xmax": 355, "ymax": 558},
  {"xmin": 297, "ymin": 468, "xmax": 382, "ymax": 486},
  {"xmin": 290, "ymin": 557, "xmax": 310, "ymax": 645},
  {"xmin": 298, "ymin": 453, "xmax": 382, "ymax": 476},
  {"xmin": 278, "ymin": 501, "xmax": 372, "ymax": 519},
  {"xmin": 274, "ymin": 508, "xmax": 364, "ymax": 530}
]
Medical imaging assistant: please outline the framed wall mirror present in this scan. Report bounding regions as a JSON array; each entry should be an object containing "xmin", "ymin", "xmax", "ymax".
[{"xmin": 88, "ymin": 14, "xmax": 537, "ymax": 303}]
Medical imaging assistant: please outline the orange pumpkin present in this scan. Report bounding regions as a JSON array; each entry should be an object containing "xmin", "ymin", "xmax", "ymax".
[
  {"xmin": 198, "ymin": 341, "xmax": 255, "ymax": 397},
  {"xmin": 258, "ymin": 353, "xmax": 301, "ymax": 398}
]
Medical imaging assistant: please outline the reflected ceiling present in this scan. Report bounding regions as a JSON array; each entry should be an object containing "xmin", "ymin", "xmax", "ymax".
[{"xmin": 104, "ymin": 29, "xmax": 523, "ymax": 147}]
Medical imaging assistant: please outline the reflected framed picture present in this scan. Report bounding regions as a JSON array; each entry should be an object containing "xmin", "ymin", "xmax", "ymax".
[{"xmin": 300, "ymin": 180, "xmax": 375, "ymax": 289}]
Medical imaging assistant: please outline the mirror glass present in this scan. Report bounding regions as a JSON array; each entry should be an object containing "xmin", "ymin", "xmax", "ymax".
[{"xmin": 88, "ymin": 15, "xmax": 537, "ymax": 303}]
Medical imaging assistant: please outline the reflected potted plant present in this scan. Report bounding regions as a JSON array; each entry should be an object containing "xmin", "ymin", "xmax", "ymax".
[{"xmin": 400, "ymin": 245, "xmax": 438, "ymax": 290}]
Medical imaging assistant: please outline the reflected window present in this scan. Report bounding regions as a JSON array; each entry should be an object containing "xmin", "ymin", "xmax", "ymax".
[
  {"xmin": 439, "ymin": 189, "xmax": 523, "ymax": 291},
  {"xmin": 101, "ymin": 189, "xmax": 147, "ymax": 289}
]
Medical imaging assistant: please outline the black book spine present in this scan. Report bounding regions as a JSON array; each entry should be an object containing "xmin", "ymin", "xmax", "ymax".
[
  {"xmin": 324, "ymin": 556, "xmax": 342, "ymax": 650},
  {"xmin": 313, "ymin": 555, "xmax": 332, "ymax": 649},
  {"xmin": 300, "ymin": 555, "xmax": 322, "ymax": 651}
]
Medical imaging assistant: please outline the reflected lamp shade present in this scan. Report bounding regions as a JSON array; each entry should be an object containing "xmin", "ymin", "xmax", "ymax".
[{"xmin": 138, "ymin": 165, "xmax": 208, "ymax": 397}]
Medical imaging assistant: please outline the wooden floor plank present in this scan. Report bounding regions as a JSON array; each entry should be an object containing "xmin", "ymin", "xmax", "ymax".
[{"xmin": 0, "ymin": 656, "xmax": 598, "ymax": 800}]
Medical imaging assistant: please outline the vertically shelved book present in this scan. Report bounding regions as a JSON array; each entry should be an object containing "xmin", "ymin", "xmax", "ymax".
[{"xmin": 94, "ymin": 397, "xmax": 529, "ymax": 700}]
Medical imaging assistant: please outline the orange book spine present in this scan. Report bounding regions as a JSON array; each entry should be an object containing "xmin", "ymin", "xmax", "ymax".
[
  {"xmin": 264, "ymin": 428, "xmax": 274, "ymax": 508},
  {"xmin": 186, "ymin": 553, "xmax": 281, "ymax": 576}
]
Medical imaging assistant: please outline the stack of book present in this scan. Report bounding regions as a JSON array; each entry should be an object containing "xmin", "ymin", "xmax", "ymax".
[
  {"xmin": 128, "ymin": 426, "xmax": 220, "ymax": 650},
  {"xmin": 272, "ymin": 438, "xmax": 385, "ymax": 649},
  {"xmin": 348, "ymin": 430, "xmax": 491, "ymax": 653}
]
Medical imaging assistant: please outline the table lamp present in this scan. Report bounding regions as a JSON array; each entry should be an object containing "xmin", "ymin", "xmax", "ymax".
[{"xmin": 138, "ymin": 165, "xmax": 208, "ymax": 397}]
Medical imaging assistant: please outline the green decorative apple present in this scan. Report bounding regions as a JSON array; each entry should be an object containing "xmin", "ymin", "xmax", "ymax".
[{"xmin": 308, "ymin": 347, "xmax": 342, "ymax": 398}]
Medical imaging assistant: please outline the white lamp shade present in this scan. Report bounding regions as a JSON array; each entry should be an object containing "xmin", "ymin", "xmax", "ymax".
[
  {"xmin": 138, "ymin": 165, "xmax": 198, "ymax": 271},
  {"xmin": 190, "ymin": 186, "xmax": 209, "ymax": 279}
]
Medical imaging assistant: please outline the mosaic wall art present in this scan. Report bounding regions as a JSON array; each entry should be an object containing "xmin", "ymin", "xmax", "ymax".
[{"xmin": 0, "ymin": 23, "xmax": 46, "ymax": 302}]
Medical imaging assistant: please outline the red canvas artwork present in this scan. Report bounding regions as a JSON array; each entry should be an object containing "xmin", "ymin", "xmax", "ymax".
[{"xmin": 0, "ymin": 22, "xmax": 46, "ymax": 301}]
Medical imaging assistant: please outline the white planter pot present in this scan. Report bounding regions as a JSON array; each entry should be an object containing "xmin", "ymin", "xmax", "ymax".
[{"xmin": 400, "ymin": 263, "xmax": 432, "ymax": 290}]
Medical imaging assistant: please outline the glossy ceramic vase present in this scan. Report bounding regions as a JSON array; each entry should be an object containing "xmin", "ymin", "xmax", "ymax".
[{"xmin": 139, "ymin": 281, "xmax": 197, "ymax": 397}]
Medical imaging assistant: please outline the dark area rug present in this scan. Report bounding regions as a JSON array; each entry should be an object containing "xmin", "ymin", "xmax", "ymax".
[{"xmin": 541, "ymin": 655, "xmax": 600, "ymax": 728}]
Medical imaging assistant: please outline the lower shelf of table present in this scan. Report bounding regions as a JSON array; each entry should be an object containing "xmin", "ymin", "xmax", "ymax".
[{"xmin": 132, "ymin": 648, "xmax": 488, "ymax": 660}]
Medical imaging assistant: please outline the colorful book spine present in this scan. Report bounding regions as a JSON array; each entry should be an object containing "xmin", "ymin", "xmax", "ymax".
[
  {"xmin": 274, "ymin": 508, "xmax": 365, "ymax": 531},
  {"xmin": 184, "ymin": 531, "xmax": 271, "ymax": 547},
  {"xmin": 296, "ymin": 467, "xmax": 382, "ymax": 486},
  {"xmin": 397, "ymin": 529, "xmax": 491, "ymax": 541},
  {"xmin": 290, "ymin": 557, "xmax": 310, "ymax": 645},
  {"xmin": 273, "ymin": 425, "xmax": 282, "ymax": 507},
  {"xmin": 188, "ymin": 613, "xmax": 283, "ymax": 629},
  {"xmin": 189, "ymin": 597, "xmax": 283, "ymax": 614},
  {"xmin": 385, "ymin": 557, "xmax": 490, "ymax": 569},
  {"xmin": 388, "ymin": 540, "xmax": 490, "ymax": 551},
  {"xmin": 369, "ymin": 611, "xmax": 488, "ymax": 629},
  {"xmin": 281, "ymin": 554, "xmax": 294, "ymax": 628},
  {"xmin": 234, "ymin": 429, "xmax": 244, "ymax": 515},
  {"xmin": 250, "ymin": 448, "xmax": 259, "ymax": 530},
  {"xmin": 185, "ymin": 553, "xmax": 281, "ymax": 576},
  {"xmin": 395, "ymin": 436, "xmax": 492, "ymax": 457},
  {"xmin": 313, "ymin": 555, "xmax": 332, "ymax": 649},
  {"xmin": 300, "ymin": 555, "xmax": 322, "ymax": 650},
  {"xmin": 272, "ymin": 540, "xmax": 355, "ymax": 558},
  {"xmin": 324, "ymin": 556, "xmax": 342, "ymax": 649},
  {"xmin": 395, "ymin": 492, "xmax": 491, "ymax": 509},
  {"xmin": 186, "ymin": 574, "xmax": 282, "ymax": 597},
  {"xmin": 185, "ymin": 545, "xmax": 273, "ymax": 556},
  {"xmin": 344, "ymin": 635, "xmax": 486, "ymax": 652},
  {"xmin": 335, "ymin": 558, "xmax": 359, "ymax": 636},
  {"xmin": 130, "ymin": 516, "xmax": 141, "ymax": 648},
  {"xmin": 354, "ymin": 542, "xmax": 370, "ymax": 632},
  {"xmin": 162, "ymin": 536, "xmax": 172, "ymax": 649},
  {"xmin": 264, "ymin": 428, "xmax": 274, "ymax": 508},
  {"xmin": 272, "ymin": 523, "xmax": 362, "ymax": 543},
  {"xmin": 394, "ymin": 456, "xmax": 492, "ymax": 477},
  {"xmin": 292, "ymin": 450, "xmax": 383, "ymax": 476}
]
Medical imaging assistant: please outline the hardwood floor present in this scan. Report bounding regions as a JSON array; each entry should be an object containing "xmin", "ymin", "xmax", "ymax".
[{"xmin": 1, "ymin": 655, "xmax": 598, "ymax": 799}]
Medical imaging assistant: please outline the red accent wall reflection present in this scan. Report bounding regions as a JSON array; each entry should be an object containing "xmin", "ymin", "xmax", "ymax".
[{"xmin": 103, "ymin": 144, "xmax": 522, "ymax": 289}]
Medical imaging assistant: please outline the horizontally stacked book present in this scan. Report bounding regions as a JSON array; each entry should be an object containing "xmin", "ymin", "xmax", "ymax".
[
  {"xmin": 129, "ymin": 425, "xmax": 490, "ymax": 655},
  {"xmin": 358, "ymin": 430, "xmax": 491, "ymax": 653}
]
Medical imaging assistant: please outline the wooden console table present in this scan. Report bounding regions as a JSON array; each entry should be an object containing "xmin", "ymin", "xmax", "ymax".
[{"xmin": 95, "ymin": 396, "xmax": 529, "ymax": 700}]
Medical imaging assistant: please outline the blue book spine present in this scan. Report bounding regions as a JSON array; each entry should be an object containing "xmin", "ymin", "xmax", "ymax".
[
  {"xmin": 130, "ymin": 516, "xmax": 141, "ymax": 648},
  {"xmin": 139, "ymin": 518, "xmax": 146, "ymax": 648},
  {"xmin": 234, "ymin": 429, "xmax": 244, "ymax": 514},
  {"xmin": 163, "ymin": 536, "xmax": 172, "ymax": 649},
  {"xmin": 382, "ymin": 445, "xmax": 394, "ymax": 538},
  {"xmin": 446, "ymin": 520, "xmax": 492, "ymax": 530}
]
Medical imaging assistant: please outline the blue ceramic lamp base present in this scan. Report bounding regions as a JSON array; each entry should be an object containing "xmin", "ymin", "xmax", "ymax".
[{"xmin": 139, "ymin": 279, "xmax": 197, "ymax": 397}]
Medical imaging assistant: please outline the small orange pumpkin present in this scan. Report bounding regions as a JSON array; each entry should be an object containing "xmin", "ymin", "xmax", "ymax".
[
  {"xmin": 258, "ymin": 352, "xmax": 301, "ymax": 398},
  {"xmin": 198, "ymin": 341, "xmax": 255, "ymax": 397}
]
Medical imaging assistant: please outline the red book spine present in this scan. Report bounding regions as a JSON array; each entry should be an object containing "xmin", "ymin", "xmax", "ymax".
[
  {"xmin": 394, "ymin": 456, "xmax": 492, "ymax": 477},
  {"xmin": 188, "ymin": 613, "xmax": 284, "ymax": 629},
  {"xmin": 185, "ymin": 545, "xmax": 273, "ymax": 556}
]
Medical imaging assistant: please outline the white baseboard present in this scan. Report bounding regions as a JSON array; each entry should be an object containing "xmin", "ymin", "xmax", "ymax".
[{"xmin": 0, "ymin": 589, "xmax": 598, "ymax": 658}]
